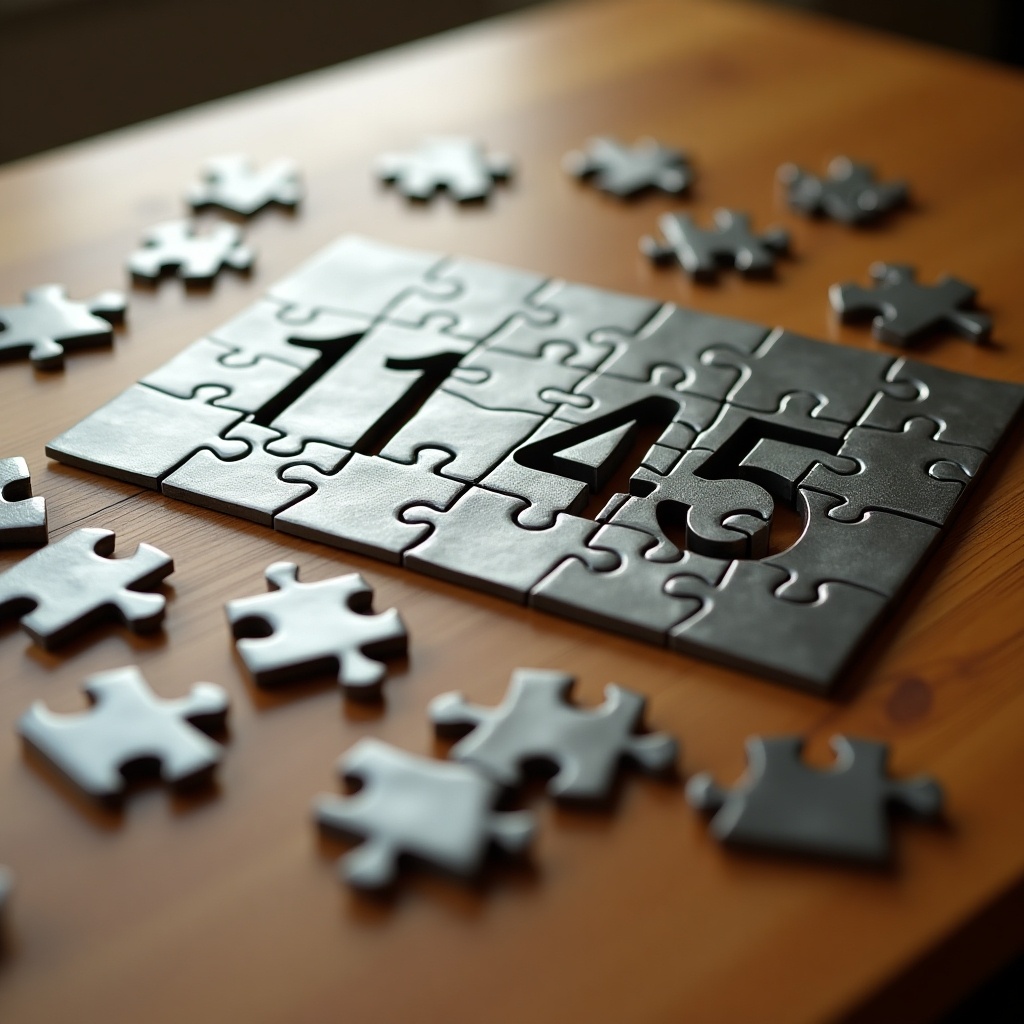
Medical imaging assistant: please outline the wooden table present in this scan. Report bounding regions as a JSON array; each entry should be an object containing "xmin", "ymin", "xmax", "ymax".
[{"xmin": 1, "ymin": 1, "xmax": 1022, "ymax": 1020}]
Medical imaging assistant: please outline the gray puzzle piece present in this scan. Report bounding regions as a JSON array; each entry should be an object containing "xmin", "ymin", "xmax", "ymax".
[
  {"xmin": 128, "ymin": 220, "xmax": 254, "ymax": 283},
  {"xmin": 376, "ymin": 137, "xmax": 512, "ymax": 202},
  {"xmin": 0, "ymin": 456, "xmax": 47, "ymax": 546},
  {"xmin": 276, "ymin": 449, "xmax": 465, "ymax": 563},
  {"xmin": 737, "ymin": 438, "xmax": 858, "ymax": 505},
  {"xmin": 18, "ymin": 665, "xmax": 228, "ymax": 804},
  {"xmin": 0, "ymin": 284, "xmax": 125, "ymax": 370},
  {"xmin": 0, "ymin": 528, "xmax": 172, "ymax": 648},
  {"xmin": 642, "ymin": 210, "xmax": 789, "ymax": 279},
  {"xmin": 802, "ymin": 416, "xmax": 986, "ymax": 524},
  {"xmin": 764, "ymin": 488, "xmax": 940, "ymax": 601},
  {"xmin": 431, "ymin": 668, "xmax": 677, "ymax": 800},
  {"xmin": 226, "ymin": 562, "xmax": 407, "ymax": 699},
  {"xmin": 666, "ymin": 560, "xmax": 886, "ymax": 691},
  {"xmin": 531, "ymin": 523, "xmax": 728, "ymax": 643},
  {"xmin": 564, "ymin": 136, "xmax": 692, "ymax": 197},
  {"xmin": 778, "ymin": 157, "xmax": 908, "ymax": 224},
  {"xmin": 161, "ymin": 422, "xmax": 348, "ymax": 525},
  {"xmin": 46, "ymin": 383, "xmax": 248, "ymax": 487},
  {"xmin": 687, "ymin": 735, "xmax": 943, "ymax": 863},
  {"xmin": 314, "ymin": 738, "xmax": 535, "ymax": 890},
  {"xmin": 831, "ymin": 263, "xmax": 991, "ymax": 347},
  {"xmin": 403, "ymin": 487, "xmax": 616, "ymax": 603},
  {"xmin": 859, "ymin": 357, "xmax": 1024, "ymax": 453},
  {"xmin": 187, "ymin": 154, "xmax": 302, "ymax": 216}
]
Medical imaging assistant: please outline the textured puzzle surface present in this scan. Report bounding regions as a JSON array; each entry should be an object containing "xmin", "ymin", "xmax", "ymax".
[{"xmin": 46, "ymin": 235, "xmax": 1024, "ymax": 691}]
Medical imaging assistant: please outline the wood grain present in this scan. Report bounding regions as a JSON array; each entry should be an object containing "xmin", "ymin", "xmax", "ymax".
[{"xmin": 0, "ymin": 1, "xmax": 1022, "ymax": 1021}]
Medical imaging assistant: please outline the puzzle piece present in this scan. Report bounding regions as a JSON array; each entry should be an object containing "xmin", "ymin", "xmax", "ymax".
[
  {"xmin": 161, "ymin": 422, "xmax": 348, "ymax": 525},
  {"xmin": 403, "ymin": 487, "xmax": 616, "ymax": 602},
  {"xmin": 531, "ymin": 523, "xmax": 728, "ymax": 643},
  {"xmin": 642, "ymin": 210, "xmax": 789, "ymax": 279},
  {"xmin": 802, "ymin": 417, "xmax": 985, "ymax": 524},
  {"xmin": 314, "ymin": 738, "xmax": 535, "ymax": 890},
  {"xmin": 830, "ymin": 263, "xmax": 991, "ymax": 347},
  {"xmin": 564, "ymin": 136, "xmax": 692, "ymax": 197},
  {"xmin": 226, "ymin": 563, "xmax": 406, "ymax": 699},
  {"xmin": 431, "ymin": 668, "xmax": 677, "ymax": 801},
  {"xmin": 376, "ymin": 137, "xmax": 512, "ymax": 202},
  {"xmin": 128, "ymin": 220, "xmax": 254, "ymax": 283},
  {"xmin": 187, "ymin": 154, "xmax": 302, "ymax": 216},
  {"xmin": 736, "ymin": 438, "xmax": 857, "ymax": 505},
  {"xmin": 687, "ymin": 735, "xmax": 943, "ymax": 862},
  {"xmin": 277, "ymin": 449, "xmax": 465, "ymax": 562},
  {"xmin": 778, "ymin": 157, "xmax": 908, "ymax": 224},
  {"xmin": 46, "ymin": 383, "xmax": 248, "ymax": 487},
  {"xmin": 0, "ymin": 456, "xmax": 47, "ymax": 546},
  {"xmin": 0, "ymin": 284, "xmax": 125, "ymax": 370},
  {"xmin": 666, "ymin": 560, "xmax": 886, "ymax": 690},
  {"xmin": 859, "ymin": 357, "xmax": 1024, "ymax": 453},
  {"xmin": 0, "ymin": 528, "xmax": 173, "ymax": 648},
  {"xmin": 18, "ymin": 665, "xmax": 228, "ymax": 804}
]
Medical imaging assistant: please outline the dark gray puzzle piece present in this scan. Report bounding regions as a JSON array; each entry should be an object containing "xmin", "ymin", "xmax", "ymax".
[
  {"xmin": 0, "ymin": 284, "xmax": 125, "ymax": 370},
  {"xmin": 831, "ymin": 263, "xmax": 991, "ymax": 347},
  {"xmin": 128, "ymin": 220, "xmax": 254, "ymax": 283},
  {"xmin": 0, "ymin": 528, "xmax": 172, "ymax": 648},
  {"xmin": 687, "ymin": 735, "xmax": 943, "ymax": 863},
  {"xmin": 376, "ymin": 137, "xmax": 512, "ymax": 202},
  {"xmin": 187, "ymin": 154, "xmax": 302, "ymax": 216},
  {"xmin": 564, "ymin": 136, "xmax": 692, "ymax": 197},
  {"xmin": 778, "ymin": 157, "xmax": 908, "ymax": 224},
  {"xmin": 431, "ymin": 667, "xmax": 677, "ymax": 800},
  {"xmin": 314, "ymin": 738, "xmax": 535, "ymax": 890},
  {"xmin": 737, "ymin": 438, "xmax": 857, "ymax": 505},
  {"xmin": 642, "ymin": 210, "xmax": 789, "ymax": 279},
  {"xmin": 18, "ymin": 665, "xmax": 228, "ymax": 803},
  {"xmin": 226, "ymin": 562, "xmax": 407, "ymax": 699},
  {"xmin": 0, "ymin": 456, "xmax": 47, "ymax": 546}
]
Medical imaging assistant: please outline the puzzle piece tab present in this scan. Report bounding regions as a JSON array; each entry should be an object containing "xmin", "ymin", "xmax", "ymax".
[
  {"xmin": 187, "ymin": 154, "xmax": 302, "ymax": 216},
  {"xmin": 778, "ymin": 157, "xmax": 908, "ymax": 224},
  {"xmin": 0, "ymin": 457, "xmax": 47, "ymax": 546},
  {"xmin": 376, "ymin": 137, "xmax": 512, "ymax": 202},
  {"xmin": 128, "ymin": 220, "xmax": 254, "ymax": 283},
  {"xmin": 564, "ymin": 136, "xmax": 692, "ymax": 197}
]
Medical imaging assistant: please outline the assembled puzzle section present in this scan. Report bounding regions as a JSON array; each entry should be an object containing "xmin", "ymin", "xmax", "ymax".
[{"xmin": 46, "ymin": 235, "xmax": 1024, "ymax": 692}]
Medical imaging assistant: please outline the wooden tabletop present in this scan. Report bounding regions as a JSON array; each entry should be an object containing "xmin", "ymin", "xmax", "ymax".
[{"xmin": 1, "ymin": 1, "xmax": 1023, "ymax": 1021}]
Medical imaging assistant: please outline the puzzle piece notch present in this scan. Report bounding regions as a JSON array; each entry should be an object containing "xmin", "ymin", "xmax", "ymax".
[
  {"xmin": 226, "ymin": 563, "xmax": 407, "ymax": 699},
  {"xmin": 0, "ymin": 528, "xmax": 173, "ymax": 649},
  {"xmin": 0, "ymin": 456, "xmax": 47, "ymax": 546},
  {"xmin": 431, "ymin": 669, "xmax": 677, "ymax": 801},
  {"xmin": 128, "ymin": 220, "xmax": 254, "ymax": 283},
  {"xmin": 564, "ymin": 136, "xmax": 693, "ymax": 197},
  {"xmin": 830, "ymin": 263, "xmax": 991, "ymax": 347},
  {"xmin": 687, "ymin": 735, "xmax": 943, "ymax": 862},
  {"xmin": 642, "ymin": 210, "xmax": 790, "ymax": 279},
  {"xmin": 187, "ymin": 154, "xmax": 302, "ymax": 216},
  {"xmin": 18, "ymin": 665, "xmax": 228, "ymax": 803},
  {"xmin": 0, "ymin": 284, "xmax": 126, "ymax": 370},
  {"xmin": 376, "ymin": 137, "xmax": 512, "ymax": 202},
  {"xmin": 315, "ymin": 738, "xmax": 535, "ymax": 890},
  {"xmin": 778, "ymin": 157, "xmax": 908, "ymax": 224}
]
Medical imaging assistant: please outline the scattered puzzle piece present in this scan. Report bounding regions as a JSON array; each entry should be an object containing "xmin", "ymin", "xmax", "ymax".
[
  {"xmin": 18, "ymin": 665, "xmax": 228, "ymax": 804},
  {"xmin": 0, "ymin": 284, "xmax": 125, "ymax": 370},
  {"xmin": 0, "ymin": 457, "xmax": 47, "ymax": 546},
  {"xmin": 226, "ymin": 563, "xmax": 407, "ymax": 699},
  {"xmin": 314, "ymin": 738, "xmax": 535, "ymax": 890},
  {"xmin": 187, "ymin": 154, "xmax": 302, "ymax": 216},
  {"xmin": 687, "ymin": 735, "xmax": 943, "ymax": 862},
  {"xmin": 431, "ymin": 668, "xmax": 677, "ymax": 801},
  {"xmin": 0, "ymin": 528, "xmax": 173, "ymax": 648},
  {"xmin": 778, "ymin": 157, "xmax": 908, "ymax": 224},
  {"xmin": 376, "ymin": 137, "xmax": 512, "ymax": 202},
  {"xmin": 564, "ymin": 136, "xmax": 692, "ymax": 197},
  {"xmin": 642, "ymin": 210, "xmax": 789, "ymax": 279},
  {"xmin": 830, "ymin": 263, "xmax": 991, "ymax": 347},
  {"xmin": 128, "ymin": 220, "xmax": 254, "ymax": 283}
]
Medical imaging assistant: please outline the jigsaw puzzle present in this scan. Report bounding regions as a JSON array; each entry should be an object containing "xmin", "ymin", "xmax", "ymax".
[
  {"xmin": 376, "ymin": 137, "xmax": 512, "ymax": 202},
  {"xmin": 778, "ymin": 157, "xmax": 908, "ymax": 224},
  {"xmin": 187, "ymin": 154, "xmax": 302, "ymax": 216},
  {"xmin": 128, "ymin": 220, "xmax": 255, "ymax": 283},
  {"xmin": 0, "ymin": 284, "xmax": 125, "ymax": 370},
  {"xmin": 0, "ymin": 457, "xmax": 47, "ymax": 546},
  {"xmin": 314, "ymin": 737, "xmax": 535, "ymax": 889},
  {"xmin": 47, "ymin": 235, "xmax": 1024, "ymax": 691},
  {"xmin": 564, "ymin": 137, "xmax": 693, "ymax": 197},
  {"xmin": 18, "ymin": 665, "xmax": 229, "ymax": 805},
  {"xmin": 687, "ymin": 734, "xmax": 944, "ymax": 863}
]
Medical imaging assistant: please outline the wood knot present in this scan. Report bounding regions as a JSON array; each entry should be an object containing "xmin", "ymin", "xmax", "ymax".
[{"xmin": 886, "ymin": 676, "xmax": 933, "ymax": 725}]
